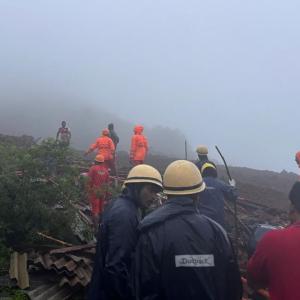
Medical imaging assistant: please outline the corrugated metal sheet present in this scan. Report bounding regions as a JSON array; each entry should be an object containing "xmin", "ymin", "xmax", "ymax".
[
  {"xmin": 8, "ymin": 244, "xmax": 95, "ymax": 298},
  {"xmin": 26, "ymin": 283, "xmax": 73, "ymax": 300},
  {"xmin": 9, "ymin": 252, "xmax": 29, "ymax": 289},
  {"xmin": 29, "ymin": 244, "xmax": 95, "ymax": 288}
]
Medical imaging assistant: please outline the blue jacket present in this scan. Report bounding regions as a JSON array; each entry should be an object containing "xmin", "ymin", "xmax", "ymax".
[
  {"xmin": 88, "ymin": 190, "xmax": 140, "ymax": 300},
  {"xmin": 134, "ymin": 197, "xmax": 242, "ymax": 300},
  {"xmin": 198, "ymin": 177, "xmax": 237, "ymax": 227}
]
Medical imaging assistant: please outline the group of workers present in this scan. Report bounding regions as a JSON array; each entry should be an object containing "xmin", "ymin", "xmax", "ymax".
[
  {"xmin": 58, "ymin": 120, "xmax": 300, "ymax": 300},
  {"xmin": 88, "ymin": 159, "xmax": 243, "ymax": 300},
  {"xmin": 83, "ymin": 123, "xmax": 149, "ymax": 227},
  {"xmin": 56, "ymin": 121, "xmax": 149, "ymax": 168},
  {"xmin": 56, "ymin": 121, "xmax": 149, "ymax": 227},
  {"xmin": 84, "ymin": 123, "xmax": 148, "ymax": 171},
  {"xmin": 87, "ymin": 147, "xmax": 300, "ymax": 300}
]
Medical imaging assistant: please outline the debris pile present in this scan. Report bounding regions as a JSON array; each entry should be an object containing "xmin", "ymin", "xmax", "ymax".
[
  {"xmin": 29, "ymin": 244, "xmax": 95, "ymax": 288},
  {"xmin": 8, "ymin": 244, "xmax": 96, "ymax": 299}
]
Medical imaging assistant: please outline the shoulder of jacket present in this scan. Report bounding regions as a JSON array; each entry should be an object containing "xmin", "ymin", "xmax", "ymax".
[
  {"xmin": 139, "ymin": 205, "xmax": 169, "ymax": 231},
  {"xmin": 203, "ymin": 215, "xmax": 231, "ymax": 245}
]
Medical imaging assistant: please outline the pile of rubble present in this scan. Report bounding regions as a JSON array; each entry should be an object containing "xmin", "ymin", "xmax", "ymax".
[{"xmin": 9, "ymin": 244, "xmax": 96, "ymax": 299}]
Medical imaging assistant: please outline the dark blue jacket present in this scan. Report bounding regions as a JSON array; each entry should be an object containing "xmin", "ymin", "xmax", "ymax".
[
  {"xmin": 198, "ymin": 177, "xmax": 237, "ymax": 227},
  {"xmin": 134, "ymin": 197, "xmax": 242, "ymax": 300},
  {"xmin": 88, "ymin": 190, "xmax": 140, "ymax": 300}
]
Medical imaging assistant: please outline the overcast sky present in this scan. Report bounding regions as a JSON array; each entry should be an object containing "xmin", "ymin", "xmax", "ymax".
[{"xmin": 1, "ymin": 0, "xmax": 300, "ymax": 172}]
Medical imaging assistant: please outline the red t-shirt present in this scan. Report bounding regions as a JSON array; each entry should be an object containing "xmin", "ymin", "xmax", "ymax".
[{"xmin": 247, "ymin": 221, "xmax": 300, "ymax": 300}]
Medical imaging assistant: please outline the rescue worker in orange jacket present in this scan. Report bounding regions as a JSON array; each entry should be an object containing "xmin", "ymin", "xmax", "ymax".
[
  {"xmin": 295, "ymin": 151, "xmax": 300, "ymax": 168},
  {"xmin": 85, "ymin": 129, "xmax": 116, "ymax": 174},
  {"xmin": 130, "ymin": 125, "xmax": 148, "ymax": 165},
  {"xmin": 87, "ymin": 154, "xmax": 110, "ymax": 229}
]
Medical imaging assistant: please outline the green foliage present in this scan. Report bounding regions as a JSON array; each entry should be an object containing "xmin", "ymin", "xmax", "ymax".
[
  {"xmin": 0, "ymin": 287, "xmax": 28, "ymax": 300},
  {"xmin": 12, "ymin": 290, "xmax": 28, "ymax": 300},
  {"xmin": 0, "ymin": 139, "xmax": 83, "ymax": 249}
]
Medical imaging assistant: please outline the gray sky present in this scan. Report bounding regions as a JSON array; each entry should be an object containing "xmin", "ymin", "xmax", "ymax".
[{"xmin": 1, "ymin": 0, "xmax": 300, "ymax": 172}]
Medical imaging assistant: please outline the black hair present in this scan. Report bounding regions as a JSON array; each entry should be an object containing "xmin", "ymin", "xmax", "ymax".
[
  {"xmin": 202, "ymin": 167, "xmax": 218, "ymax": 178},
  {"xmin": 289, "ymin": 182, "xmax": 300, "ymax": 212},
  {"xmin": 108, "ymin": 123, "xmax": 114, "ymax": 129}
]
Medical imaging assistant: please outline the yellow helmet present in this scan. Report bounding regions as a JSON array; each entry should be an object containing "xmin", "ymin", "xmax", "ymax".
[
  {"xmin": 163, "ymin": 160, "xmax": 206, "ymax": 195},
  {"xmin": 124, "ymin": 164, "xmax": 163, "ymax": 189},
  {"xmin": 95, "ymin": 154, "xmax": 105, "ymax": 163},
  {"xmin": 196, "ymin": 145, "xmax": 208, "ymax": 155},
  {"xmin": 201, "ymin": 162, "xmax": 216, "ymax": 174}
]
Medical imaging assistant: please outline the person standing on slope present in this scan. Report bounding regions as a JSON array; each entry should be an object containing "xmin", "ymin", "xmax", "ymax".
[
  {"xmin": 56, "ymin": 121, "xmax": 71, "ymax": 146},
  {"xmin": 87, "ymin": 154, "xmax": 110, "ymax": 229},
  {"xmin": 108, "ymin": 123, "xmax": 119, "ymax": 149},
  {"xmin": 130, "ymin": 125, "xmax": 148, "ymax": 166},
  {"xmin": 198, "ymin": 162, "xmax": 237, "ymax": 227},
  {"xmin": 195, "ymin": 145, "xmax": 216, "ymax": 171},
  {"xmin": 85, "ymin": 129, "xmax": 115, "ymax": 174}
]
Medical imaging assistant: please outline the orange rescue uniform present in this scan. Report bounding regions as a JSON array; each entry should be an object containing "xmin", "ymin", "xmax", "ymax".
[
  {"xmin": 87, "ymin": 164, "xmax": 110, "ymax": 216},
  {"xmin": 130, "ymin": 125, "xmax": 148, "ymax": 164},
  {"xmin": 89, "ymin": 131, "xmax": 115, "ymax": 161}
]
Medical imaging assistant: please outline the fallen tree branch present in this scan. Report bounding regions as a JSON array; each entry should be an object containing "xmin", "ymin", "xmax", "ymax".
[{"xmin": 37, "ymin": 232, "xmax": 73, "ymax": 247}]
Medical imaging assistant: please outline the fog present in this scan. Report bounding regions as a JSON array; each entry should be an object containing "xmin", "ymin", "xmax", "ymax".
[
  {"xmin": 1, "ymin": 0, "xmax": 300, "ymax": 172},
  {"xmin": 0, "ymin": 95, "xmax": 192, "ymax": 158}
]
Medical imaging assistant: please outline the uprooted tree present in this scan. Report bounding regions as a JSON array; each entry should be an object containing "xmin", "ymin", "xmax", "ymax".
[{"xmin": 0, "ymin": 138, "xmax": 86, "ymax": 250}]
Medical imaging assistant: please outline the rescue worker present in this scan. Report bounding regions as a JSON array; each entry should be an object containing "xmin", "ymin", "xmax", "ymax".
[
  {"xmin": 85, "ymin": 129, "xmax": 116, "ymax": 175},
  {"xmin": 195, "ymin": 145, "xmax": 216, "ymax": 171},
  {"xmin": 134, "ymin": 160, "xmax": 243, "ymax": 300},
  {"xmin": 198, "ymin": 162, "xmax": 237, "ymax": 227},
  {"xmin": 87, "ymin": 154, "xmax": 110, "ymax": 229},
  {"xmin": 56, "ymin": 121, "xmax": 71, "ymax": 146},
  {"xmin": 88, "ymin": 164, "xmax": 163, "ymax": 300},
  {"xmin": 247, "ymin": 181, "xmax": 300, "ymax": 300},
  {"xmin": 295, "ymin": 151, "xmax": 300, "ymax": 168},
  {"xmin": 108, "ymin": 123, "xmax": 119, "ymax": 148},
  {"xmin": 130, "ymin": 125, "xmax": 148, "ymax": 165},
  {"xmin": 108, "ymin": 123, "xmax": 119, "ymax": 177}
]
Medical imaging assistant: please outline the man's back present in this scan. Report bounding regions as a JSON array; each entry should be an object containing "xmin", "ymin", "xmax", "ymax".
[
  {"xmin": 131, "ymin": 134, "xmax": 148, "ymax": 161},
  {"xmin": 88, "ymin": 164, "xmax": 109, "ymax": 188},
  {"xmin": 134, "ymin": 197, "xmax": 242, "ymax": 300},
  {"xmin": 248, "ymin": 222, "xmax": 300, "ymax": 300},
  {"xmin": 91, "ymin": 136, "xmax": 115, "ymax": 160},
  {"xmin": 198, "ymin": 177, "xmax": 236, "ymax": 226}
]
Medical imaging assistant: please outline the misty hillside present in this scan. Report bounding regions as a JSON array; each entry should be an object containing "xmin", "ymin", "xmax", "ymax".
[
  {"xmin": 217, "ymin": 165, "xmax": 298, "ymax": 210},
  {"xmin": 0, "ymin": 98, "xmax": 193, "ymax": 158}
]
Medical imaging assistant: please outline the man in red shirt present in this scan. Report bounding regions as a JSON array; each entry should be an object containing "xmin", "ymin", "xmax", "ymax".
[
  {"xmin": 247, "ymin": 181, "xmax": 300, "ymax": 300},
  {"xmin": 87, "ymin": 154, "xmax": 110, "ymax": 229}
]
